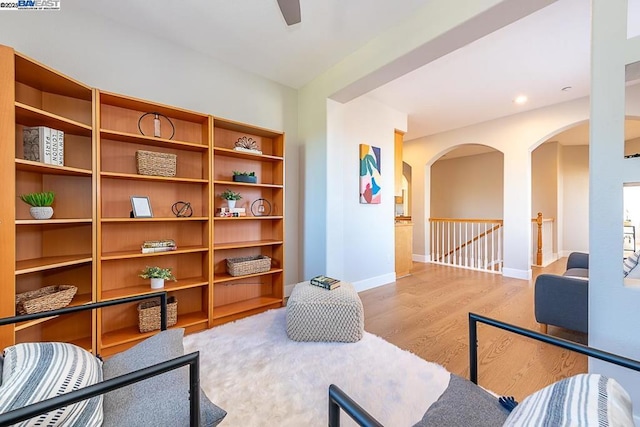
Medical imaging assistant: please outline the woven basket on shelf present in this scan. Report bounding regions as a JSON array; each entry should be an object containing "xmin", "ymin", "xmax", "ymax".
[
  {"xmin": 226, "ymin": 255, "xmax": 271, "ymax": 277},
  {"xmin": 137, "ymin": 296, "xmax": 178, "ymax": 333},
  {"xmin": 136, "ymin": 150, "xmax": 177, "ymax": 177},
  {"xmin": 15, "ymin": 285, "xmax": 78, "ymax": 315}
]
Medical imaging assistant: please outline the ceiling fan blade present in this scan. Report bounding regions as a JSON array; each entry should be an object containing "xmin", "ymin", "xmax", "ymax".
[{"xmin": 277, "ymin": 0, "xmax": 301, "ymax": 26}]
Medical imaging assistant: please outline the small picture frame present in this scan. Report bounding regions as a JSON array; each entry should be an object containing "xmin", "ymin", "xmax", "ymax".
[{"xmin": 131, "ymin": 196, "xmax": 153, "ymax": 218}]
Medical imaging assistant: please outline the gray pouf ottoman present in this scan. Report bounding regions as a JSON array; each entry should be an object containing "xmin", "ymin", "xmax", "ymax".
[{"xmin": 286, "ymin": 281, "xmax": 364, "ymax": 342}]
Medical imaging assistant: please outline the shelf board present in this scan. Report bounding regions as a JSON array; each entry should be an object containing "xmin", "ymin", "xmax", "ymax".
[
  {"xmin": 15, "ymin": 102, "xmax": 92, "ymax": 136},
  {"xmin": 16, "ymin": 218, "xmax": 92, "ymax": 225},
  {"xmin": 15, "ymin": 53, "xmax": 92, "ymax": 101},
  {"xmin": 14, "ymin": 293, "xmax": 93, "ymax": 331},
  {"xmin": 213, "ymin": 239, "xmax": 283, "ymax": 250},
  {"xmin": 213, "ymin": 179, "xmax": 283, "ymax": 189},
  {"xmin": 213, "ymin": 146, "xmax": 283, "ymax": 162},
  {"xmin": 101, "ymin": 246, "xmax": 208, "ymax": 261},
  {"xmin": 101, "ymin": 311, "xmax": 208, "ymax": 349},
  {"xmin": 101, "ymin": 277, "xmax": 208, "ymax": 301},
  {"xmin": 101, "ymin": 216, "xmax": 208, "ymax": 223},
  {"xmin": 99, "ymin": 129, "xmax": 208, "ymax": 151},
  {"xmin": 213, "ymin": 117, "xmax": 283, "ymax": 138},
  {"xmin": 213, "ymin": 267, "xmax": 283, "ymax": 284},
  {"xmin": 214, "ymin": 216, "xmax": 283, "ymax": 221},
  {"xmin": 99, "ymin": 91, "xmax": 210, "ymax": 123},
  {"xmin": 213, "ymin": 297, "xmax": 282, "ymax": 320},
  {"xmin": 101, "ymin": 171, "xmax": 207, "ymax": 184},
  {"xmin": 15, "ymin": 159, "xmax": 92, "ymax": 176},
  {"xmin": 15, "ymin": 254, "xmax": 93, "ymax": 275}
]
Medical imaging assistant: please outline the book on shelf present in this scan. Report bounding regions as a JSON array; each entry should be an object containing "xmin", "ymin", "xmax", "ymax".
[
  {"xmin": 22, "ymin": 126, "xmax": 64, "ymax": 165},
  {"xmin": 142, "ymin": 239, "xmax": 177, "ymax": 248},
  {"xmin": 141, "ymin": 246, "xmax": 177, "ymax": 254},
  {"xmin": 310, "ymin": 275, "xmax": 341, "ymax": 290}
]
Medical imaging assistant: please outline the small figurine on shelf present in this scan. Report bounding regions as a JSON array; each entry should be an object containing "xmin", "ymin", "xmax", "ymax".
[
  {"xmin": 232, "ymin": 171, "xmax": 257, "ymax": 183},
  {"xmin": 218, "ymin": 189, "xmax": 242, "ymax": 210},
  {"xmin": 139, "ymin": 266, "xmax": 177, "ymax": 289},
  {"xmin": 19, "ymin": 191, "xmax": 55, "ymax": 220},
  {"xmin": 234, "ymin": 136, "xmax": 262, "ymax": 154}
]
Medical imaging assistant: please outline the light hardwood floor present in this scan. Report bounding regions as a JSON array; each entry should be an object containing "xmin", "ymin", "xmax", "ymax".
[{"xmin": 359, "ymin": 258, "xmax": 587, "ymax": 401}]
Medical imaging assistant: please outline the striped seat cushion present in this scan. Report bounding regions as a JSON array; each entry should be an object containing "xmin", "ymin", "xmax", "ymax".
[
  {"xmin": 503, "ymin": 374, "xmax": 634, "ymax": 426},
  {"xmin": 0, "ymin": 342, "xmax": 103, "ymax": 426}
]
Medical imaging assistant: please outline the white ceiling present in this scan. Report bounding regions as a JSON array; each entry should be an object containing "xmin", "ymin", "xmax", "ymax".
[{"xmin": 72, "ymin": 0, "xmax": 640, "ymax": 141}]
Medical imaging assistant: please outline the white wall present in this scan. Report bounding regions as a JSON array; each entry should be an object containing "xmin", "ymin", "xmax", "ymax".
[
  {"xmin": 0, "ymin": 8, "xmax": 302, "ymax": 287},
  {"xmin": 430, "ymin": 151, "xmax": 503, "ymax": 219},
  {"xmin": 560, "ymin": 145, "xmax": 589, "ymax": 254},
  {"xmin": 326, "ymin": 97, "xmax": 406, "ymax": 291},
  {"xmin": 532, "ymin": 142, "xmax": 559, "ymax": 256}
]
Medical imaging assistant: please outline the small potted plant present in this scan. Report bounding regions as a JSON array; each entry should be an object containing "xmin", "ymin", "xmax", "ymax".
[
  {"xmin": 232, "ymin": 171, "xmax": 257, "ymax": 184},
  {"xmin": 218, "ymin": 189, "xmax": 242, "ymax": 209},
  {"xmin": 139, "ymin": 266, "xmax": 177, "ymax": 289},
  {"xmin": 19, "ymin": 191, "xmax": 55, "ymax": 220}
]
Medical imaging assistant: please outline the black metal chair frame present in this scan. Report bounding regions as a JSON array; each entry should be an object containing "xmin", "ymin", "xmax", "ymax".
[
  {"xmin": 0, "ymin": 292, "xmax": 201, "ymax": 427},
  {"xmin": 328, "ymin": 312, "xmax": 640, "ymax": 427}
]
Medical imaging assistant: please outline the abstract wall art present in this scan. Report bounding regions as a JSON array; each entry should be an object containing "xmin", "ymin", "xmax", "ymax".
[{"xmin": 359, "ymin": 144, "xmax": 382, "ymax": 204}]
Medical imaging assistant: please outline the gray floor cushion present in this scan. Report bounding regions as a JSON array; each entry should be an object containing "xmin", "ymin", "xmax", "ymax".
[
  {"xmin": 102, "ymin": 328, "xmax": 226, "ymax": 427},
  {"xmin": 413, "ymin": 374, "xmax": 509, "ymax": 427}
]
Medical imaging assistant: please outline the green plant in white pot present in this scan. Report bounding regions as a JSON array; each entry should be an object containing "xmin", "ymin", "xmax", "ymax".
[
  {"xmin": 19, "ymin": 191, "xmax": 55, "ymax": 220},
  {"xmin": 139, "ymin": 266, "xmax": 177, "ymax": 289},
  {"xmin": 218, "ymin": 189, "xmax": 242, "ymax": 210}
]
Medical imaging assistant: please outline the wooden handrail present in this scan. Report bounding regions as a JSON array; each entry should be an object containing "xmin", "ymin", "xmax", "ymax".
[
  {"xmin": 439, "ymin": 223, "xmax": 502, "ymax": 260},
  {"xmin": 429, "ymin": 217, "xmax": 503, "ymax": 224}
]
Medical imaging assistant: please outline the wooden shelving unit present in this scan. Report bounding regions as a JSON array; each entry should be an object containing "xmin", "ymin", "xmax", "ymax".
[
  {"xmin": 211, "ymin": 118, "xmax": 285, "ymax": 325},
  {"xmin": 0, "ymin": 44, "xmax": 286, "ymax": 355},
  {"xmin": 0, "ymin": 45, "xmax": 96, "ymax": 352},
  {"xmin": 96, "ymin": 90, "xmax": 212, "ymax": 354}
]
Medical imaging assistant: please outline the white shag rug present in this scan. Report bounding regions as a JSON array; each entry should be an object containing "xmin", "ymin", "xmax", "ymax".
[{"xmin": 183, "ymin": 308, "xmax": 450, "ymax": 426}]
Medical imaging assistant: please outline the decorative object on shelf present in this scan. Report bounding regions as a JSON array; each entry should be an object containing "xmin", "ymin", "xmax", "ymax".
[
  {"xmin": 234, "ymin": 136, "xmax": 262, "ymax": 154},
  {"xmin": 19, "ymin": 191, "xmax": 55, "ymax": 220},
  {"xmin": 359, "ymin": 144, "xmax": 382, "ymax": 204},
  {"xmin": 217, "ymin": 207, "xmax": 246, "ymax": 217},
  {"xmin": 137, "ymin": 112, "xmax": 175, "ymax": 140},
  {"xmin": 22, "ymin": 126, "xmax": 64, "ymax": 166},
  {"xmin": 15, "ymin": 285, "xmax": 78, "ymax": 315},
  {"xmin": 232, "ymin": 171, "xmax": 257, "ymax": 183},
  {"xmin": 130, "ymin": 196, "xmax": 153, "ymax": 218},
  {"xmin": 137, "ymin": 296, "xmax": 178, "ymax": 333},
  {"xmin": 135, "ymin": 150, "xmax": 177, "ymax": 177},
  {"xmin": 250, "ymin": 198, "xmax": 272, "ymax": 216},
  {"xmin": 138, "ymin": 266, "xmax": 177, "ymax": 289},
  {"xmin": 226, "ymin": 255, "xmax": 272, "ymax": 277},
  {"xmin": 218, "ymin": 189, "xmax": 242, "ymax": 210},
  {"xmin": 141, "ymin": 239, "xmax": 177, "ymax": 254},
  {"xmin": 171, "ymin": 201, "xmax": 193, "ymax": 217}
]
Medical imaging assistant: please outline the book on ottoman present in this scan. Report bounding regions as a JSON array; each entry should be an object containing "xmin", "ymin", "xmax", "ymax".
[{"xmin": 310, "ymin": 275, "xmax": 341, "ymax": 290}]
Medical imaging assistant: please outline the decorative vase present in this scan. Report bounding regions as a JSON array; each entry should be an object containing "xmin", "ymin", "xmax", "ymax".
[
  {"xmin": 227, "ymin": 200, "xmax": 236, "ymax": 210},
  {"xmin": 150, "ymin": 278, "xmax": 165, "ymax": 289},
  {"xmin": 29, "ymin": 206, "xmax": 53, "ymax": 220}
]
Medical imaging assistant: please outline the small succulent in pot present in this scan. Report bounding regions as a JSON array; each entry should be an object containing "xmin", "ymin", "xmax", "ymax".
[
  {"xmin": 19, "ymin": 191, "xmax": 55, "ymax": 220},
  {"xmin": 19, "ymin": 191, "xmax": 55, "ymax": 207}
]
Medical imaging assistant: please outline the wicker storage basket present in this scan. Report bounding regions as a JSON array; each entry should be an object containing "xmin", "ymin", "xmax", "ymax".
[
  {"xmin": 226, "ymin": 255, "xmax": 271, "ymax": 277},
  {"xmin": 138, "ymin": 296, "xmax": 178, "ymax": 333},
  {"xmin": 15, "ymin": 285, "xmax": 78, "ymax": 315},
  {"xmin": 136, "ymin": 150, "xmax": 177, "ymax": 177}
]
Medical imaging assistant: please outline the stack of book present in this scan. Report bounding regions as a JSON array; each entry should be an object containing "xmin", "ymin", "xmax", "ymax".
[
  {"xmin": 217, "ymin": 207, "xmax": 247, "ymax": 217},
  {"xmin": 141, "ymin": 239, "xmax": 177, "ymax": 254},
  {"xmin": 310, "ymin": 275, "xmax": 341, "ymax": 290},
  {"xmin": 23, "ymin": 126, "xmax": 65, "ymax": 166}
]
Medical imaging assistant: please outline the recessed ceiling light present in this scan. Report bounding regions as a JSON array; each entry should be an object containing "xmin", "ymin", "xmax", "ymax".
[{"xmin": 514, "ymin": 95, "xmax": 528, "ymax": 105}]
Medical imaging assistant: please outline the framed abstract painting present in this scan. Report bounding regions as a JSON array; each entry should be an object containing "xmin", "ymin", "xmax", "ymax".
[{"xmin": 359, "ymin": 144, "xmax": 382, "ymax": 204}]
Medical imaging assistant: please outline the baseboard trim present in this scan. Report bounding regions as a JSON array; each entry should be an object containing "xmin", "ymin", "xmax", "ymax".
[
  {"xmin": 353, "ymin": 273, "xmax": 396, "ymax": 292},
  {"xmin": 502, "ymin": 267, "xmax": 531, "ymax": 280},
  {"xmin": 412, "ymin": 254, "xmax": 428, "ymax": 263}
]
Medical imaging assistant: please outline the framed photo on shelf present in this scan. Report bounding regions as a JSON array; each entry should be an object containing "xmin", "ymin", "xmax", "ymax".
[{"xmin": 131, "ymin": 196, "xmax": 153, "ymax": 218}]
